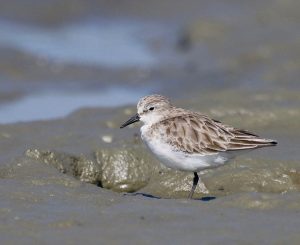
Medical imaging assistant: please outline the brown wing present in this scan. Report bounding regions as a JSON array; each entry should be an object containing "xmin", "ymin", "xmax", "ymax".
[{"xmin": 153, "ymin": 114, "xmax": 276, "ymax": 155}]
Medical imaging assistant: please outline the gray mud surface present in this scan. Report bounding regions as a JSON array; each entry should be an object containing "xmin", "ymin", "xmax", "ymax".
[{"xmin": 1, "ymin": 0, "xmax": 300, "ymax": 244}]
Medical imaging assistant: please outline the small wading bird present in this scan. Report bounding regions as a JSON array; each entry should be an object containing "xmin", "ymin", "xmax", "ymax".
[{"xmin": 120, "ymin": 95, "xmax": 277, "ymax": 199}]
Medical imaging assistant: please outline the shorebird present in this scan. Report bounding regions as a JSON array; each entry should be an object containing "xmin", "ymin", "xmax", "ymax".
[{"xmin": 120, "ymin": 94, "xmax": 277, "ymax": 199}]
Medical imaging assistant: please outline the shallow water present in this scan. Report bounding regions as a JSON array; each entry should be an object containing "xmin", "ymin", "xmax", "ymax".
[
  {"xmin": 0, "ymin": 19, "xmax": 159, "ymax": 67},
  {"xmin": 0, "ymin": 0, "xmax": 300, "ymax": 244},
  {"xmin": 0, "ymin": 87, "xmax": 152, "ymax": 123}
]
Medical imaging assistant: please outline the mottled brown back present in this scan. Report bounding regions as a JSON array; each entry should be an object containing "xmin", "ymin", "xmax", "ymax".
[{"xmin": 150, "ymin": 111, "xmax": 277, "ymax": 155}]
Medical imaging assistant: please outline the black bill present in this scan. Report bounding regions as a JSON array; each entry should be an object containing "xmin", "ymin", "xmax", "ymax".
[{"xmin": 120, "ymin": 113, "xmax": 140, "ymax": 128}]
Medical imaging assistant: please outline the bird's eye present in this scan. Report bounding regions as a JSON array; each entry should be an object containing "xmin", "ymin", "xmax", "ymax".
[{"xmin": 149, "ymin": 107, "xmax": 154, "ymax": 111}]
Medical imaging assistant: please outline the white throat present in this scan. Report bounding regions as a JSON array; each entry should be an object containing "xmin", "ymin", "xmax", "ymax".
[{"xmin": 140, "ymin": 112, "xmax": 164, "ymax": 126}]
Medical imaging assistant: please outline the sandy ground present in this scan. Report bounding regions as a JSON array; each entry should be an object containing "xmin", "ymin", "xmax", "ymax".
[{"xmin": 0, "ymin": 0, "xmax": 300, "ymax": 244}]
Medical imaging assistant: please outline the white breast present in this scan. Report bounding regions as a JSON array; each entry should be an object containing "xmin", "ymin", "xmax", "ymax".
[{"xmin": 140, "ymin": 125, "xmax": 229, "ymax": 172}]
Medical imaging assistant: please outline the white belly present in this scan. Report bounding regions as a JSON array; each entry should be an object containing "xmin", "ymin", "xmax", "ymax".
[{"xmin": 141, "ymin": 126, "xmax": 229, "ymax": 172}]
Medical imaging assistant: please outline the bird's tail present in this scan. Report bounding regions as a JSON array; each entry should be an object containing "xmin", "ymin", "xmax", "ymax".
[{"xmin": 228, "ymin": 129, "xmax": 277, "ymax": 150}]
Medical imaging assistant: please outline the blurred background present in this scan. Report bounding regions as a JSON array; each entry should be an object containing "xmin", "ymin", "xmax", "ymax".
[
  {"xmin": 1, "ymin": 1, "xmax": 300, "ymax": 244},
  {"xmin": 0, "ymin": 0, "xmax": 299, "ymax": 123}
]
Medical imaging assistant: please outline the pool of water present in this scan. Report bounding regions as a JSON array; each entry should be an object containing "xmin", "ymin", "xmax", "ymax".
[
  {"xmin": 0, "ymin": 19, "xmax": 159, "ymax": 67},
  {"xmin": 0, "ymin": 87, "xmax": 151, "ymax": 124}
]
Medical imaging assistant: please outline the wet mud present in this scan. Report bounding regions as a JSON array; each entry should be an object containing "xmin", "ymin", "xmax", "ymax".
[{"xmin": 0, "ymin": 0, "xmax": 300, "ymax": 244}]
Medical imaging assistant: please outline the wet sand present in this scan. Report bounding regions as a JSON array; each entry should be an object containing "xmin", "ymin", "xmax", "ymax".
[{"xmin": 0, "ymin": 0, "xmax": 300, "ymax": 244}]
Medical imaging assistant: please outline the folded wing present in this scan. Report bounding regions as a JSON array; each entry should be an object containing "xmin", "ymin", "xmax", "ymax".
[{"xmin": 154, "ymin": 113, "xmax": 277, "ymax": 155}]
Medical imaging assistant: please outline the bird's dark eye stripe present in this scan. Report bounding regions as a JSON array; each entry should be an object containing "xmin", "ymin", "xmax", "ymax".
[{"xmin": 149, "ymin": 107, "xmax": 154, "ymax": 111}]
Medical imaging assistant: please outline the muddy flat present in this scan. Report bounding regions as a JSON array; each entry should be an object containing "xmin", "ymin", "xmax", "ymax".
[{"xmin": 0, "ymin": 0, "xmax": 300, "ymax": 244}]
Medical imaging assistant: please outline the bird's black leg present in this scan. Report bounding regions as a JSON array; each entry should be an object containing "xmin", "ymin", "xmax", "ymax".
[{"xmin": 188, "ymin": 172, "xmax": 199, "ymax": 199}]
